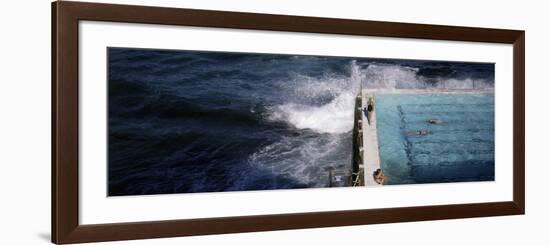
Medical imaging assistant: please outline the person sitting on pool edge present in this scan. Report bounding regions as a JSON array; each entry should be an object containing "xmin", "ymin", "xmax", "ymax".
[{"xmin": 373, "ymin": 168, "xmax": 386, "ymax": 184}]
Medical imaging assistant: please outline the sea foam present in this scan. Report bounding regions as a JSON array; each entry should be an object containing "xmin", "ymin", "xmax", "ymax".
[{"xmin": 268, "ymin": 61, "xmax": 362, "ymax": 134}]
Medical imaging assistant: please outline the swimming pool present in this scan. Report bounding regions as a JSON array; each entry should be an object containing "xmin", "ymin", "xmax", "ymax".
[{"xmin": 376, "ymin": 93, "xmax": 495, "ymax": 185}]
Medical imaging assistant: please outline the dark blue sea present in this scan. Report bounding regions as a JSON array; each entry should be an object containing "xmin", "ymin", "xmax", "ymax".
[{"xmin": 108, "ymin": 47, "xmax": 495, "ymax": 196}]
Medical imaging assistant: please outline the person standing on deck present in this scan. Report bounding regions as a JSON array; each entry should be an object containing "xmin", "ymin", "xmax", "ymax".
[
  {"xmin": 364, "ymin": 97, "xmax": 374, "ymax": 125},
  {"xmin": 363, "ymin": 107, "xmax": 369, "ymax": 124}
]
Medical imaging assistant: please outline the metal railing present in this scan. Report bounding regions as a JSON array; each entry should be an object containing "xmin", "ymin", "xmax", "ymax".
[{"xmin": 351, "ymin": 91, "xmax": 365, "ymax": 187}]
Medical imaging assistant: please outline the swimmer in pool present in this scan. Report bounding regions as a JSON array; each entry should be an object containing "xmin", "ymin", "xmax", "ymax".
[
  {"xmin": 406, "ymin": 130, "xmax": 432, "ymax": 136},
  {"xmin": 427, "ymin": 118, "xmax": 444, "ymax": 124}
]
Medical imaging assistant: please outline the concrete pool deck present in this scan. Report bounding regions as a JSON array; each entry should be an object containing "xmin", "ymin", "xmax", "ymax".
[{"xmin": 361, "ymin": 90, "xmax": 382, "ymax": 186}]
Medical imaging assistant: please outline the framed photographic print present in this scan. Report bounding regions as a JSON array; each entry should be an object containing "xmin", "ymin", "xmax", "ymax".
[{"xmin": 52, "ymin": 1, "xmax": 525, "ymax": 244}]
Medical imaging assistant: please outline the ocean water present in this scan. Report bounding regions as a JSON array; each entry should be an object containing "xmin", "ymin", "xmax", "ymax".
[
  {"xmin": 376, "ymin": 94, "xmax": 495, "ymax": 184},
  {"xmin": 108, "ymin": 47, "xmax": 495, "ymax": 196}
]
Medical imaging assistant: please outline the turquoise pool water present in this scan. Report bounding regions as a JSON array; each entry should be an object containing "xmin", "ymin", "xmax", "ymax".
[{"xmin": 376, "ymin": 94, "xmax": 495, "ymax": 185}]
